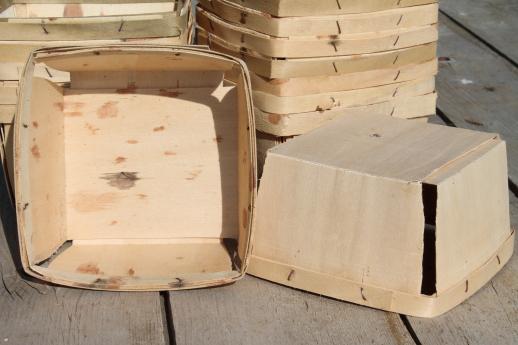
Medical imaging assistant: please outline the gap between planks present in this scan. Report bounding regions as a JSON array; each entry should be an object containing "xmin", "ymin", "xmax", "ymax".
[{"xmin": 438, "ymin": 0, "xmax": 518, "ymax": 67}]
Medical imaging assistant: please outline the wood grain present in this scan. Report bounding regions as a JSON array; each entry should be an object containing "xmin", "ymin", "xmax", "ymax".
[
  {"xmin": 0, "ymin": 285, "xmax": 167, "ymax": 345},
  {"xmin": 408, "ymin": 193, "xmax": 518, "ymax": 345},
  {"xmin": 440, "ymin": 0, "xmax": 518, "ymax": 63},
  {"xmin": 0, "ymin": 167, "xmax": 167, "ymax": 345},
  {"xmin": 435, "ymin": 14, "xmax": 518, "ymax": 184},
  {"xmin": 169, "ymin": 275, "xmax": 414, "ymax": 345}
]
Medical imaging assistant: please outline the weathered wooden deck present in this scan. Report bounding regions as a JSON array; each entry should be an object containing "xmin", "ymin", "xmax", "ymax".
[{"xmin": 1, "ymin": 1, "xmax": 517, "ymax": 344}]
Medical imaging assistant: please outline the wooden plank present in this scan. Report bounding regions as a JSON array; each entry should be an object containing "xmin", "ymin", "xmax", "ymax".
[
  {"xmin": 169, "ymin": 275, "xmax": 414, "ymax": 345},
  {"xmin": 0, "ymin": 168, "xmax": 168, "ymax": 345},
  {"xmin": 435, "ymin": 14, "xmax": 518, "ymax": 184},
  {"xmin": 440, "ymin": 0, "xmax": 518, "ymax": 64},
  {"xmin": 0, "ymin": 286, "xmax": 168, "ymax": 345},
  {"xmin": 408, "ymin": 192, "xmax": 518, "ymax": 344}
]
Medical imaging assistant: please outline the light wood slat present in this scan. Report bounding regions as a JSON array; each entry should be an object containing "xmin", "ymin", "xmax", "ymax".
[
  {"xmin": 408, "ymin": 192, "xmax": 518, "ymax": 344},
  {"xmin": 0, "ymin": 169, "xmax": 167, "ymax": 345},
  {"xmin": 440, "ymin": 0, "xmax": 518, "ymax": 64},
  {"xmin": 169, "ymin": 275, "xmax": 414, "ymax": 345},
  {"xmin": 434, "ymin": 14, "xmax": 518, "ymax": 184}
]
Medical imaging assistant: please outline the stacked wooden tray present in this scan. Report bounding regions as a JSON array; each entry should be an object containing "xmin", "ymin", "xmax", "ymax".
[
  {"xmin": 0, "ymin": 0, "xmax": 193, "ymax": 187},
  {"xmin": 196, "ymin": 0, "xmax": 439, "ymax": 170}
]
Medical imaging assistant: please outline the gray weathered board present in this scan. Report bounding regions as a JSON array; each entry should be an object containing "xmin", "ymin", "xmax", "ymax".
[
  {"xmin": 435, "ymin": 13, "xmax": 518, "ymax": 185},
  {"xmin": 440, "ymin": 0, "xmax": 518, "ymax": 64},
  {"xmin": 0, "ymin": 285, "xmax": 167, "ymax": 345},
  {"xmin": 0, "ymin": 167, "xmax": 167, "ymax": 345},
  {"xmin": 169, "ymin": 275, "xmax": 414, "ymax": 345}
]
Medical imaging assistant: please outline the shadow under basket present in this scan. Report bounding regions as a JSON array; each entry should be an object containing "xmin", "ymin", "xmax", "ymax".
[{"xmin": 14, "ymin": 45, "xmax": 256, "ymax": 291}]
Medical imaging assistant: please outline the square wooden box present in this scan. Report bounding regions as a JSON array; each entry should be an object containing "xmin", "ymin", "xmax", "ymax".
[
  {"xmin": 14, "ymin": 45, "xmax": 256, "ymax": 291},
  {"xmin": 250, "ymin": 113, "xmax": 514, "ymax": 317}
]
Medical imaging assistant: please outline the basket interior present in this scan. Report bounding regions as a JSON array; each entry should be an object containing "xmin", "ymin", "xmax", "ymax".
[{"xmin": 17, "ymin": 48, "xmax": 253, "ymax": 289}]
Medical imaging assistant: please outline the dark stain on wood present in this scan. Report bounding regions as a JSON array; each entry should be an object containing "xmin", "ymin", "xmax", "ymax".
[
  {"xmin": 128, "ymin": 268, "xmax": 135, "ymax": 276},
  {"xmin": 114, "ymin": 156, "xmax": 127, "ymax": 164},
  {"xmin": 153, "ymin": 126, "xmax": 165, "ymax": 132},
  {"xmin": 110, "ymin": 220, "xmax": 118, "ymax": 226},
  {"xmin": 164, "ymin": 150, "xmax": 176, "ymax": 156},
  {"xmin": 77, "ymin": 263, "xmax": 102, "ymax": 275},
  {"xmin": 213, "ymin": 135, "xmax": 223, "ymax": 143},
  {"xmin": 360, "ymin": 287, "xmax": 367, "ymax": 301},
  {"xmin": 169, "ymin": 277, "xmax": 184, "ymax": 288},
  {"xmin": 137, "ymin": 193, "xmax": 147, "ymax": 199},
  {"xmin": 268, "ymin": 113, "xmax": 281, "ymax": 124},
  {"xmin": 176, "ymin": 256, "xmax": 184, "ymax": 260},
  {"xmin": 287, "ymin": 270, "xmax": 295, "ymax": 281},
  {"xmin": 97, "ymin": 101, "xmax": 118, "ymax": 118},
  {"xmin": 31, "ymin": 144, "xmax": 40, "ymax": 159},
  {"xmin": 159, "ymin": 89, "xmax": 183, "ymax": 98},
  {"xmin": 101, "ymin": 172, "xmax": 140, "ymax": 190},
  {"xmin": 63, "ymin": 4, "xmax": 83, "ymax": 17},
  {"xmin": 484, "ymin": 86, "xmax": 496, "ymax": 92},
  {"xmin": 127, "ymin": 139, "xmax": 139, "ymax": 144},
  {"xmin": 94, "ymin": 277, "xmax": 123, "ymax": 289},
  {"xmin": 32, "ymin": 121, "xmax": 38, "ymax": 128},
  {"xmin": 116, "ymin": 83, "xmax": 138, "ymax": 94}
]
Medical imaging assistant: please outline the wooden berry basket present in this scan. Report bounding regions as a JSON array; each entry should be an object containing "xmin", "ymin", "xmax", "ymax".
[
  {"xmin": 197, "ymin": 7, "xmax": 438, "ymax": 58},
  {"xmin": 14, "ymin": 45, "xmax": 256, "ymax": 291},
  {"xmin": 197, "ymin": 28, "xmax": 437, "ymax": 79},
  {"xmin": 220, "ymin": 0, "xmax": 436, "ymax": 17},
  {"xmin": 251, "ymin": 113, "xmax": 514, "ymax": 317},
  {"xmin": 199, "ymin": 0, "xmax": 438, "ymax": 37},
  {"xmin": 254, "ymin": 92, "xmax": 437, "ymax": 136}
]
